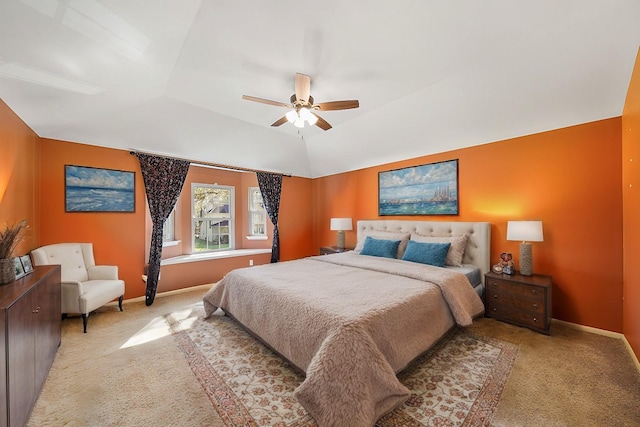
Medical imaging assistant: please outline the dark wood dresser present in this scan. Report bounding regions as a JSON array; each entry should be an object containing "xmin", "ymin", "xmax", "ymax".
[
  {"xmin": 0, "ymin": 265, "xmax": 61, "ymax": 427},
  {"xmin": 484, "ymin": 271, "xmax": 552, "ymax": 335}
]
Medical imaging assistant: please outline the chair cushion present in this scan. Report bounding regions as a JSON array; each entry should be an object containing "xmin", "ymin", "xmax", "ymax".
[
  {"xmin": 79, "ymin": 280, "xmax": 125, "ymax": 314},
  {"xmin": 41, "ymin": 243, "xmax": 89, "ymax": 282}
]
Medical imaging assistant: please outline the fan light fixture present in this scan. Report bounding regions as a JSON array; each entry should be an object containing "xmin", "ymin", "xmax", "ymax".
[
  {"xmin": 286, "ymin": 107, "xmax": 317, "ymax": 128},
  {"xmin": 242, "ymin": 73, "xmax": 359, "ymax": 131}
]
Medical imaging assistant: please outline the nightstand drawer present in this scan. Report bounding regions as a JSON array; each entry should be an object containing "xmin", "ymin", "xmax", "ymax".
[
  {"xmin": 485, "ymin": 305, "xmax": 547, "ymax": 330},
  {"xmin": 486, "ymin": 278, "xmax": 546, "ymax": 300},
  {"xmin": 485, "ymin": 292, "xmax": 545, "ymax": 314}
]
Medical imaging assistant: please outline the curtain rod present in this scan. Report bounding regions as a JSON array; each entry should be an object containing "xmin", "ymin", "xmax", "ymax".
[{"xmin": 129, "ymin": 150, "xmax": 291, "ymax": 177}]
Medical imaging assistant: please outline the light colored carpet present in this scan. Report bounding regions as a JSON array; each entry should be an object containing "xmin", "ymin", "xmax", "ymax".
[
  {"xmin": 28, "ymin": 286, "xmax": 224, "ymax": 427},
  {"xmin": 166, "ymin": 304, "xmax": 518, "ymax": 426},
  {"xmin": 28, "ymin": 286, "xmax": 640, "ymax": 426}
]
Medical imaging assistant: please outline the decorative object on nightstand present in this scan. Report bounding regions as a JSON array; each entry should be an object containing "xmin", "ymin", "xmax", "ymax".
[
  {"xmin": 330, "ymin": 218, "xmax": 352, "ymax": 249},
  {"xmin": 506, "ymin": 220, "xmax": 543, "ymax": 276},
  {"xmin": 498, "ymin": 252, "xmax": 515, "ymax": 275},
  {"xmin": 484, "ymin": 271, "xmax": 552, "ymax": 335}
]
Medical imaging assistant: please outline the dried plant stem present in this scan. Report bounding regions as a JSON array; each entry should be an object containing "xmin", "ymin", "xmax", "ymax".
[{"xmin": 0, "ymin": 220, "xmax": 27, "ymax": 259}]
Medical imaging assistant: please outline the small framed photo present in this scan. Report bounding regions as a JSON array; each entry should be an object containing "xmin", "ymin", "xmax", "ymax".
[
  {"xmin": 14, "ymin": 257, "xmax": 26, "ymax": 279},
  {"xmin": 20, "ymin": 255, "xmax": 34, "ymax": 274}
]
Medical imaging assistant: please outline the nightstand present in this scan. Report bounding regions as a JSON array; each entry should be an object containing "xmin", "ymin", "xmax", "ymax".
[
  {"xmin": 484, "ymin": 271, "xmax": 552, "ymax": 335},
  {"xmin": 319, "ymin": 246, "xmax": 352, "ymax": 255}
]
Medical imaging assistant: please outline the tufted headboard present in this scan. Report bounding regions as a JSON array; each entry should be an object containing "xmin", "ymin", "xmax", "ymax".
[{"xmin": 356, "ymin": 220, "xmax": 492, "ymax": 276}]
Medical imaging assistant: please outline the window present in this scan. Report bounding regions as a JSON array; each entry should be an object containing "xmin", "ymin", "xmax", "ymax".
[
  {"xmin": 192, "ymin": 184, "xmax": 234, "ymax": 252},
  {"xmin": 248, "ymin": 187, "xmax": 267, "ymax": 237},
  {"xmin": 163, "ymin": 208, "xmax": 175, "ymax": 242},
  {"xmin": 162, "ymin": 208, "xmax": 180, "ymax": 247}
]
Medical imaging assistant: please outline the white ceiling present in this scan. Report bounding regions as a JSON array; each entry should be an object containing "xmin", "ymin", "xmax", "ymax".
[{"xmin": 1, "ymin": 1, "xmax": 639, "ymax": 178}]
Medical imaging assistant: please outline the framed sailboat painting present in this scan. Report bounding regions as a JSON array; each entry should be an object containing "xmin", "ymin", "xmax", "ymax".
[{"xmin": 378, "ymin": 159, "xmax": 459, "ymax": 216}]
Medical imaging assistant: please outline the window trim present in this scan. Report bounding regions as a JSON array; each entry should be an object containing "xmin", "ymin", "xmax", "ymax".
[
  {"xmin": 248, "ymin": 186, "xmax": 268, "ymax": 238},
  {"xmin": 191, "ymin": 183, "xmax": 235, "ymax": 253}
]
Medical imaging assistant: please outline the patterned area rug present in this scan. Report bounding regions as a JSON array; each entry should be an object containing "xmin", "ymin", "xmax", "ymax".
[{"xmin": 166, "ymin": 303, "xmax": 518, "ymax": 427}]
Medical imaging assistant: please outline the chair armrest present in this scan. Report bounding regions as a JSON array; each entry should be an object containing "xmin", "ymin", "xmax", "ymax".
[
  {"xmin": 62, "ymin": 280, "xmax": 83, "ymax": 295},
  {"xmin": 87, "ymin": 265, "xmax": 119, "ymax": 280},
  {"xmin": 61, "ymin": 280, "xmax": 84, "ymax": 314}
]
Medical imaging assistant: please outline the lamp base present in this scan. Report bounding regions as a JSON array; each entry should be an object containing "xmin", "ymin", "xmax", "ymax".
[
  {"xmin": 519, "ymin": 243, "xmax": 533, "ymax": 276},
  {"xmin": 336, "ymin": 231, "xmax": 345, "ymax": 249}
]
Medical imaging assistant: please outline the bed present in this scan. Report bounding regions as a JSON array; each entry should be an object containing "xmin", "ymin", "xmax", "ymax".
[{"xmin": 203, "ymin": 220, "xmax": 490, "ymax": 427}]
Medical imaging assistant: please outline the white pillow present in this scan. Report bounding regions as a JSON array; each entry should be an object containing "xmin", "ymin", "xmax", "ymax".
[
  {"xmin": 410, "ymin": 233, "xmax": 469, "ymax": 267},
  {"xmin": 355, "ymin": 231, "xmax": 411, "ymax": 259}
]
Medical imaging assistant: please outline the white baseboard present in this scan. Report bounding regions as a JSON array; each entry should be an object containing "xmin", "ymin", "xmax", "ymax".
[{"xmin": 552, "ymin": 318, "xmax": 640, "ymax": 372}]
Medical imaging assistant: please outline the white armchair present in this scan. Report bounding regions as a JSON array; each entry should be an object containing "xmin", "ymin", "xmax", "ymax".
[{"xmin": 31, "ymin": 243, "xmax": 125, "ymax": 333}]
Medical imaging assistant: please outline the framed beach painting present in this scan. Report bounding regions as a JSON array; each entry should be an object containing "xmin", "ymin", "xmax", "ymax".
[
  {"xmin": 65, "ymin": 165, "xmax": 135, "ymax": 212},
  {"xmin": 378, "ymin": 159, "xmax": 459, "ymax": 216}
]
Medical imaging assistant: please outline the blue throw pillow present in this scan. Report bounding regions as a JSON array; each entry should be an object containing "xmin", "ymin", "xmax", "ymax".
[
  {"xmin": 360, "ymin": 236, "xmax": 401, "ymax": 259},
  {"xmin": 401, "ymin": 240, "xmax": 451, "ymax": 267}
]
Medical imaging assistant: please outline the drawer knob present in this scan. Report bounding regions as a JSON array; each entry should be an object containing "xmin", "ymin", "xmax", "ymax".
[
  {"xmin": 492, "ymin": 308, "xmax": 497, "ymax": 312},
  {"xmin": 532, "ymin": 289, "xmax": 538, "ymax": 295},
  {"xmin": 533, "ymin": 317, "xmax": 538, "ymax": 323},
  {"xmin": 493, "ymin": 294, "xmax": 498, "ymax": 299},
  {"xmin": 532, "ymin": 303, "xmax": 538, "ymax": 309}
]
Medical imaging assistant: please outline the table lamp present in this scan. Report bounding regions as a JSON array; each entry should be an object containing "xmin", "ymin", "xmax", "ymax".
[
  {"xmin": 506, "ymin": 220, "xmax": 543, "ymax": 276},
  {"xmin": 330, "ymin": 218, "xmax": 352, "ymax": 249}
]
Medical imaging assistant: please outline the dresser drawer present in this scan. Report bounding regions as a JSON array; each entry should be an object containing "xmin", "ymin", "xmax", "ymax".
[
  {"xmin": 486, "ymin": 278, "xmax": 546, "ymax": 301},
  {"xmin": 485, "ymin": 292, "xmax": 545, "ymax": 314},
  {"xmin": 485, "ymin": 304, "xmax": 547, "ymax": 330}
]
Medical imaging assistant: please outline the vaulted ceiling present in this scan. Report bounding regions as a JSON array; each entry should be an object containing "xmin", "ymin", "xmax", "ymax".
[{"xmin": 1, "ymin": 1, "xmax": 639, "ymax": 178}]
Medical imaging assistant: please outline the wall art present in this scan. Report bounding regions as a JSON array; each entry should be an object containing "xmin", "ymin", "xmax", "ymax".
[
  {"xmin": 379, "ymin": 159, "xmax": 459, "ymax": 216},
  {"xmin": 65, "ymin": 165, "xmax": 135, "ymax": 212}
]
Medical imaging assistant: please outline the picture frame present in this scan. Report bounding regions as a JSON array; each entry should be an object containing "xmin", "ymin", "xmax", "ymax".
[
  {"xmin": 65, "ymin": 165, "xmax": 135, "ymax": 212},
  {"xmin": 14, "ymin": 257, "xmax": 26, "ymax": 279},
  {"xmin": 378, "ymin": 159, "xmax": 459, "ymax": 216},
  {"xmin": 20, "ymin": 254, "xmax": 34, "ymax": 274}
]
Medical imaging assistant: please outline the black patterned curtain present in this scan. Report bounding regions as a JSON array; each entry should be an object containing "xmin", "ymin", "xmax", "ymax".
[
  {"xmin": 135, "ymin": 153, "xmax": 190, "ymax": 305},
  {"xmin": 256, "ymin": 172, "xmax": 283, "ymax": 263}
]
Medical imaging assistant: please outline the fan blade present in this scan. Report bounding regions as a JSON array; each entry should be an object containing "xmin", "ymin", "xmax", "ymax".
[
  {"xmin": 312, "ymin": 113, "xmax": 332, "ymax": 131},
  {"xmin": 295, "ymin": 73, "xmax": 311, "ymax": 103},
  {"xmin": 271, "ymin": 116, "xmax": 288, "ymax": 127},
  {"xmin": 242, "ymin": 95, "xmax": 290, "ymax": 108},
  {"xmin": 315, "ymin": 100, "xmax": 359, "ymax": 111}
]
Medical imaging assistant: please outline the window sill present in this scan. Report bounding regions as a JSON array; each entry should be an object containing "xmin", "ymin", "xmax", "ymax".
[
  {"xmin": 245, "ymin": 235, "xmax": 268, "ymax": 240},
  {"xmin": 162, "ymin": 240, "xmax": 181, "ymax": 247},
  {"xmin": 160, "ymin": 248, "xmax": 272, "ymax": 266}
]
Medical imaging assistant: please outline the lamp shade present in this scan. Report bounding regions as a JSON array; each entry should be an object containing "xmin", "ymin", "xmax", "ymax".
[
  {"xmin": 285, "ymin": 110, "xmax": 298, "ymax": 123},
  {"xmin": 330, "ymin": 218, "xmax": 353, "ymax": 231},
  {"xmin": 506, "ymin": 221, "xmax": 543, "ymax": 243}
]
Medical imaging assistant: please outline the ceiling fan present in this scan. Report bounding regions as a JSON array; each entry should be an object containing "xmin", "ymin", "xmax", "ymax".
[{"xmin": 242, "ymin": 73, "xmax": 359, "ymax": 131}]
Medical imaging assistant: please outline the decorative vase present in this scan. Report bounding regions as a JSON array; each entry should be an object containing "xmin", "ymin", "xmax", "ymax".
[{"xmin": 0, "ymin": 257, "xmax": 16, "ymax": 285}]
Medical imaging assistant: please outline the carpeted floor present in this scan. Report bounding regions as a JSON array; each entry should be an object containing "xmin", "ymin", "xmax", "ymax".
[{"xmin": 28, "ymin": 285, "xmax": 640, "ymax": 426}]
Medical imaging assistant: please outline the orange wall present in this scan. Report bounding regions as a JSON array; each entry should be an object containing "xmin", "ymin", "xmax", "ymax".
[
  {"xmin": 622, "ymin": 48, "xmax": 640, "ymax": 357},
  {"xmin": 279, "ymin": 176, "xmax": 315, "ymax": 260},
  {"xmin": 38, "ymin": 139, "xmax": 147, "ymax": 299},
  {"xmin": 36, "ymin": 140, "xmax": 314, "ymax": 299},
  {"xmin": 313, "ymin": 118, "xmax": 624, "ymax": 333},
  {"xmin": 0, "ymin": 99, "xmax": 40, "ymax": 255}
]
